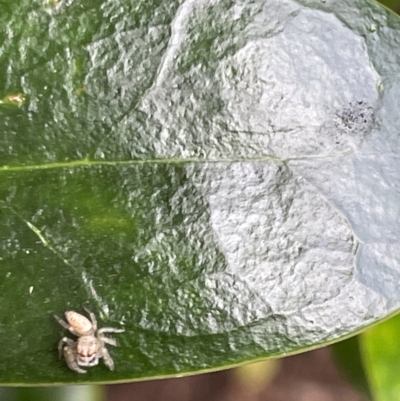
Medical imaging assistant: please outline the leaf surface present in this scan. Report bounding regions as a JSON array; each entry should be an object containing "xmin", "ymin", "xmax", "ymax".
[{"xmin": 1, "ymin": 0, "xmax": 400, "ymax": 384}]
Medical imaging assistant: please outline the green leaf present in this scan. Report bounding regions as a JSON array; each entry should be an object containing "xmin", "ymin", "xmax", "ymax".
[
  {"xmin": 362, "ymin": 314, "xmax": 400, "ymax": 401},
  {"xmin": 1, "ymin": 0, "xmax": 400, "ymax": 384},
  {"xmin": 332, "ymin": 336, "xmax": 373, "ymax": 400}
]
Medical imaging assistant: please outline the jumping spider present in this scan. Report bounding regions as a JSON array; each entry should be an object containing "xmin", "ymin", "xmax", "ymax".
[{"xmin": 54, "ymin": 308, "xmax": 124, "ymax": 374}]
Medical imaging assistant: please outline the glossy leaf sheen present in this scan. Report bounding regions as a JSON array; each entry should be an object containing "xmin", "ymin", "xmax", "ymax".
[{"xmin": 0, "ymin": 0, "xmax": 399, "ymax": 384}]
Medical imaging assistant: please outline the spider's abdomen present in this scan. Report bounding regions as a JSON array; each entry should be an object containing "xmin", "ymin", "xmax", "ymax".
[{"xmin": 65, "ymin": 311, "xmax": 93, "ymax": 335}]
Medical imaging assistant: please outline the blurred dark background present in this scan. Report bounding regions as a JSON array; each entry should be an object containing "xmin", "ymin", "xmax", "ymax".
[{"xmin": 107, "ymin": 346, "xmax": 366, "ymax": 401}]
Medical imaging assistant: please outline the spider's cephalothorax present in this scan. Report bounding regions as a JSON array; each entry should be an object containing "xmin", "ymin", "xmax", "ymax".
[{"xmin": 54, "ymin": 308, "xmax": 124, "ymax": 374}]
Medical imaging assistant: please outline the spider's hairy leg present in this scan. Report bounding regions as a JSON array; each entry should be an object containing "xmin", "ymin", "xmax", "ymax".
[
  {"xmin": 54, "ymin": 314, "xmax": 80, "ymax": 337},
  {"xmin": 58, "ymin": 337, "xmax": 74, "ymax": 359},
  {"xmin": 64, "ymin": 345, "xmax": 87, "ymax": 374},
  {"xmin": 98, "ymin": 327, "xmax": 125, "ymax": 335},
  {"xmin": 59, "ymin": 337, "xmax": 87, "ymax": 374},
  {"xmin": 83, "ymin": 307, "xmax": 97, "ymax": 332},
  {"xmin": 101, "ymin": 347, "xmax": 115, "ymax": 371},
  {"xmin": 100, "ymin": 336, "xmax": 117, "ymax": 346},
  {"xmin": 54, "ymin": 315, "xmax": 70, "ymax": 330}
]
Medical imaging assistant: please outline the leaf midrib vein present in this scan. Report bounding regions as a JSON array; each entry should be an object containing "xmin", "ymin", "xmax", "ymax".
[{"xmin": 0, "ymin": 152, "xmax": 355, "ymax": 173}]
